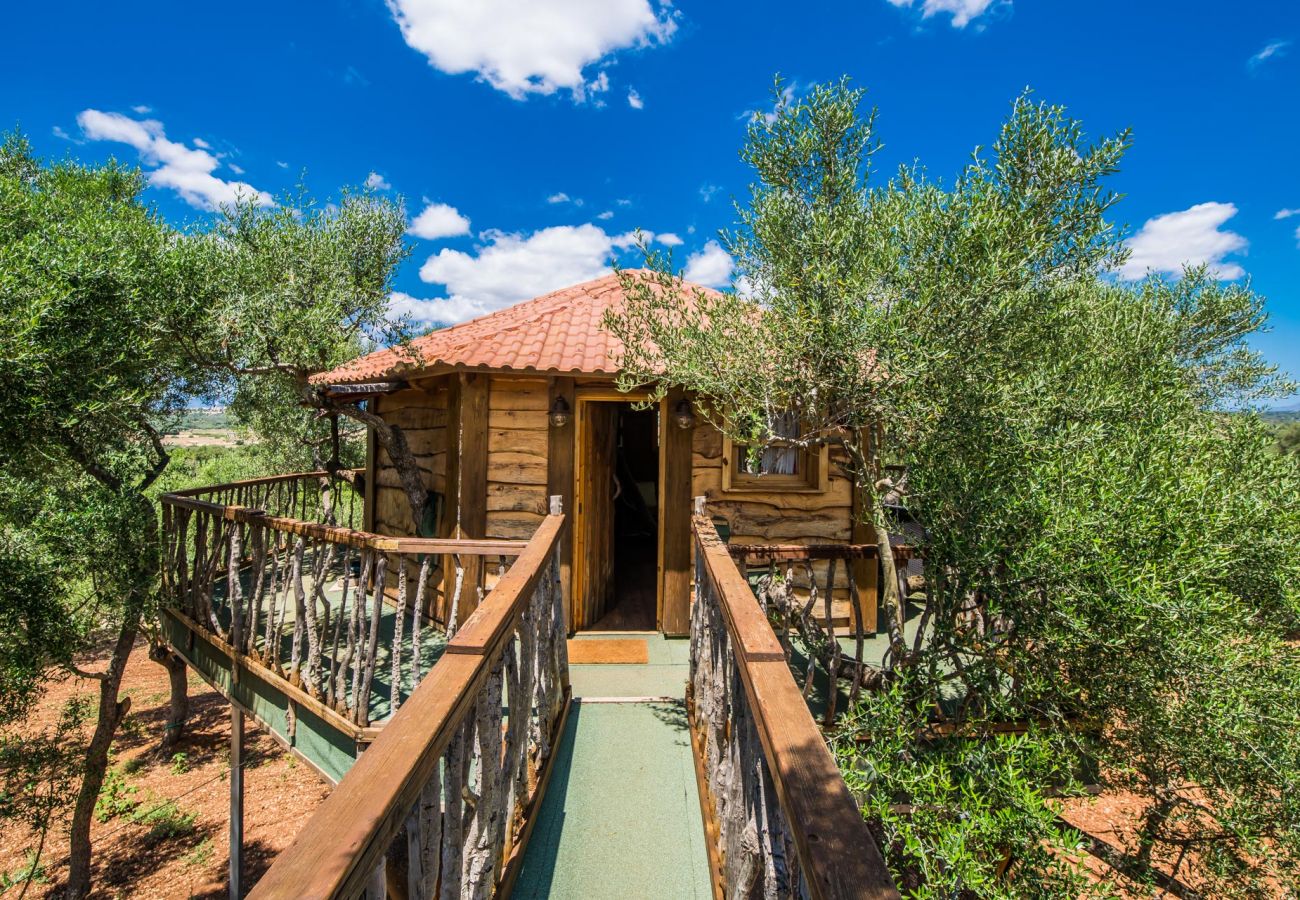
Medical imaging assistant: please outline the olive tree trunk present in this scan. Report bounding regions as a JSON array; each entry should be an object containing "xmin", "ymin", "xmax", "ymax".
[
  {"xmin": 148, "ymin": 640, "xmax": 188, "ymax": 751},
  {"xmin": 65, "ymin": 496, "xmax": 156, "ymax": 899},
  {"xmin": 65, "ymin": 618, "xmax": 140, "ymax": 898}
]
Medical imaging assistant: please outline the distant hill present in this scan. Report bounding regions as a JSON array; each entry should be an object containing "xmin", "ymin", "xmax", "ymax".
[{"xmin": 177, "ymin": 408, "xmax": 231, "ymax": 430}]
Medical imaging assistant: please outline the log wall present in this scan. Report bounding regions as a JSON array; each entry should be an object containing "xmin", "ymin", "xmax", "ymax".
[
  {"xmin": 691, "ymin": 426, "xmax": 854, "ymax": 543},
  {"xmin": 369, "ymin": 376, "xmax": 867, "ymax": 628},
  {"xmin": 373, "ymin": 386, "xmax": 450, "ymax": 537},
  {"xmin": 485, "ymin": 377, "xmax": 550, "ymax": 540},
  {"xmin": 692, "ymin": 425, "xmax": 862, "ymax": 617}
]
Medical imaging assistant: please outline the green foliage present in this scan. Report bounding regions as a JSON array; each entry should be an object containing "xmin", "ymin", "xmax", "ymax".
[
  {"xmin": 0, "ymin": 531, "xmax": 77, "ymax": 724},
  {"xmin": 0, "ymin": 696, "xmax": 88, "ymax": 832},
  {"xmin": 168, "ymin": 752, "xmax": 189, "ymax": 775},
  {"xmin": 0, "ymin": 850, "xmax": 50, "ymax": 891},
  {"xmin": 149, "ymin": 443, "xmax": 268, "ymax": 497},
  {"xmin": 177, "ymin": 190, "xmax": 410, "ymax": 469},
  {"xmin": 93, "ymin": 763, "xmax": 196, "ymax": 842},
  {"xmin": 836, "ymin": 682, "xmax": 1109, "ymax": 899},
  {"xmin": 1274, "ymin": 420, "xmax": 1300, "ymax": 456},
  {"xmin": 93, "ymin": 764, "xmax": 139, "ymax": 823},
  {"xmin": 133, "ymin": 798, "xmax": 197, "ymax": 843},
  {"xmin": 611, "ymin": 80, "xmax": 1300, "ymax": 894},
  {"xmin": 181, "ymin": 838, "xmax": 214, "ymax": 868}
]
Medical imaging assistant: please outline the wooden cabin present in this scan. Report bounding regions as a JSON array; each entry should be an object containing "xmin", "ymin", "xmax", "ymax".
[{"xmin": 311, "ymin": 270, "xmax": 878, "ymax": 638}]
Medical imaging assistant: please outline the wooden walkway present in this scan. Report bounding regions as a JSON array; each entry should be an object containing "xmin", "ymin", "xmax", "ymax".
[{"xmin": 512, "ymin": 634, "xmax": 711, "ymax": 898}]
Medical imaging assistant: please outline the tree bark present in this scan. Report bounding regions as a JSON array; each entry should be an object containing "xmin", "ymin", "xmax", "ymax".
[
  {"xmin": 148, "ymin": 640, "xmax": 189, "ymax": 751},
  {"xmin": 66, "ymin": 494, "xmax": 157, "ymax": 899},
  {"xmin": 862, "ymin": 427, "xmax": 907, "ymax": 667},
  {"xmin": 312, "ymin": 390, "xmax": 426, "ymax": 531},
  {"xmin": 66, "ymin": 614, "xmax": 140, "ymax": 898}
]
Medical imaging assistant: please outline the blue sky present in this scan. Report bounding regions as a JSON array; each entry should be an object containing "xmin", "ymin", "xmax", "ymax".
[{"xmin": 4, "ymin": 0, "xmax": 1298, "ymax": 397}]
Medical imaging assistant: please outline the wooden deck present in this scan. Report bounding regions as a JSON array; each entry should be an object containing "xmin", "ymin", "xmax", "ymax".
[{"xmin": 161, "ymin": 474, "xmax": 899, "ymax": 898}]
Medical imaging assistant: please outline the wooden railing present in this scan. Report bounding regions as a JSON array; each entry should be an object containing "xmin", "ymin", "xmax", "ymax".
[
  {"xmin": 690, "ymin": 509, "xmax": 899, "ymax": 900},
  {"xmin": 727, "ymin": 542, "xmax": 918, "ymax": 725},
  {"xmin": 249, "ymin": 503, "xmax": 569, "ymax": 899},
  {"xmin": 160, "ymin": 472, "xmax": 530, "ymax": 727}
]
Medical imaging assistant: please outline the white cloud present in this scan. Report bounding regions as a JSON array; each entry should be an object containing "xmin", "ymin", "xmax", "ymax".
[
  {"xmin": 596, "ymin": 210, "xmax": 614, "ymax": 220},
  {"xmin": 51, "ymin": 125, "xmax": 72, "ymax": 140},
  {"xmin": 885, "ymin": 0, "xmax": 1001, "ymax": 28},
  {"xmin": 385, "ymin": 0, "xmax": 676, "ymax": 101},
  {"xmin": 387, "ymin": 290, "xmax": 471, "ymax": 326},
  {"xmin": 656, "ymin": 232, "xmax": 683, "ymax": 246},
  {"xmin": 1118, "ymin": 202, "xmax": 1248, "ymax": 281},
  {"xmin": 192, "ymin": 137, "xmax": 211, "ymax": 149},
  {"xmin": 1248, "ymin": 40, "xmax": 1290, "ymax": 72},
  {"xmin": 583, "ymin": 70, "xmax": 610, "ymax": 103},
  {"xmin": 699, "ymin": 184, "xmax": 721, "ymax": 203},
  {"xmin": 1294, "ymin": 225, "xmax": 1300, "ymax": 249},
  {"xmin": 1275, "ymin": 208, "xmax": 1300, "ymax": 220},
  {"xmin": 547, "ymin": 192, "xmax": 584, "ymax": 206},
  {"xmin": 683, "ymin": 240, "xmax": 734, "ymax": 288},
  {"xmin": 416, "ymin": 223, "xmax": 628, "ymax": 322},
  {"xmin": 409, "ymin": 201, "xmax": 471, "ymax": 240},
  {"xmin": 365, "ymin": 171, "xmax": 392, "ymax": 190},
  {"xmin": 627, "ymin": 88, "xmax": 644, "ymax": 109},
  {"xmin": 77, "ymin": 110, "xmax": 271, "ymax": 211},
  {"xmin": 131, "ymin": 104, "xmax": 152, "ymax": 115},
  {"xmin": 276, "ymin": 161, "xmax": 290, "ymax": 169},
  {"xmin": 228, "ymin": 162, "xmax": 245, "ymax": 175},
  {"xmin": 616, "ymin": 198, "xmax": 632, "ymax": 207}
]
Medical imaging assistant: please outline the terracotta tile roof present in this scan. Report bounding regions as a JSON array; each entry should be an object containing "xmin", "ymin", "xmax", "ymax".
[{"xmin": 312, "ymin": 270, "xmax": 719, "ymax": 386}]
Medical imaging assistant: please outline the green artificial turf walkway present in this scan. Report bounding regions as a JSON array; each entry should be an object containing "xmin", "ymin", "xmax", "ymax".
[{"xmin": 511, "ymin": 634, "xmax": 713, "ymax": 899}]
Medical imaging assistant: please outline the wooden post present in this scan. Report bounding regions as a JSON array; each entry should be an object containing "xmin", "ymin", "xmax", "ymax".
[
  {"xmin": 659, "ymin": 388, "xmax": 694, "ymax": 636},
  {"xmin": 457, "ymin": 373, "xmax": 489, "ymax": 623},
  {"xmin": 546, "ymin": 377, "xmax": 575, "ymax": 632},
  {"xmin": 230, "ymin": 705, "xmax": 244, "ymax": 899},
  {"xmin": 850, "ymin": 465, "xmax": 880, "ymax": 635},
  {"xmin": 363, "ymin": 398, "xmax": 378, "ymax": 534}
]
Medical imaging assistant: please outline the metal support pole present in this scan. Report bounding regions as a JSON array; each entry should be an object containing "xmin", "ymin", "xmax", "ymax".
[{"xmin": 230, "ymin": 705, "xmax": 244, "ymax": 898}]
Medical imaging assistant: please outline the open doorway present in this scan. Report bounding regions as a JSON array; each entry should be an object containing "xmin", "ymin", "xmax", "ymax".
[{"xmin": 574, "ymin": 400, "xmax": 660, "ymax": 631}]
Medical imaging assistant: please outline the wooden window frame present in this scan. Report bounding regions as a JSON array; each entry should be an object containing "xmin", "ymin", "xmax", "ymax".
[{"xmin": 721, "ymin": 435, "xmax": 830, "ymax": 494}]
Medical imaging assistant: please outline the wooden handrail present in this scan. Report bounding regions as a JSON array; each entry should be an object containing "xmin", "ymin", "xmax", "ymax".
[
  {"xmin": 249, "ymin": 512, "xmax": 567, "ymax": 900},
  {"xmin": 692, "ymin": 514, "xmax": 899, "ymax": 900},
  {"xmin": 728, "ymin": 541, "xmax": 918, "ymax": 562},
  {"xmin": 162, "ymin": 482, "xmax": 529, "ymax": 556},
  {"xmin": 445, "ymin": 515, "xmax": 565, "ymax": 659},
  {"xmin": 161, "ymin": 468, "xmax": 364, "ymax": 498}
]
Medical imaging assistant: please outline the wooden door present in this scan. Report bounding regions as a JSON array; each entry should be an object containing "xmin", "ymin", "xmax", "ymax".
[{"xmin": 575, "ymin": 402, "xmax": 618, "ymax": 629}]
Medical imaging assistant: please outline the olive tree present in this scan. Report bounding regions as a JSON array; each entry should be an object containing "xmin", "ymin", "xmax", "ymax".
[
  {"xmin": 172, "ymin": 191, "xmax": 428, "ymax": 524},
  {"xmin": 607, "ymin": 83, "xmax": 1300, "ymax": 894},
  {"xmin": 0, "ymin": 133, "xmax": 203, "ymax": 897}
]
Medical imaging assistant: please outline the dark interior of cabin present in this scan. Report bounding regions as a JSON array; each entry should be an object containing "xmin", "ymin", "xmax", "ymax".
[{"xmin": 591, "ymin": 404, "xmax": 659, "ymax": 630}]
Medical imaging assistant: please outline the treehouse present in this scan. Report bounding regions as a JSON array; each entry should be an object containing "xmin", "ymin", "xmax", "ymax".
[
  {"xmin": 314, "ymin": 269, "xmax": 881, "ymax": 639},
  {"xmin": 157, "ymin": 269, "xmax": 900, "ymax": 899}
]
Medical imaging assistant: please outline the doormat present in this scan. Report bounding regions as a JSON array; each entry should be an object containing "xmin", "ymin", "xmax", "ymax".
[{"xmin": 566, "ymin": 638, "xmax": 649, "ymax": 665}]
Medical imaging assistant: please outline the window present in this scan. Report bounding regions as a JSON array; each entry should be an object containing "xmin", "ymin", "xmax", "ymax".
[{"xmin": 722, "ymin": 411, "xmax": 828, "ymax": 493}]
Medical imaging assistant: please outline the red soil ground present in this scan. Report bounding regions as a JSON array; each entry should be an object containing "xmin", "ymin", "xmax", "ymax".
[{"xmin": 0, "ymin": 640, "xmax": 329, "ymax": 899}]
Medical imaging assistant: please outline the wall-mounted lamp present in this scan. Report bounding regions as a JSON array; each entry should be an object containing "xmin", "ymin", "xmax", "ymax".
[
  {"xmin": 549, "ymin": 395, "xmax": 572, "ymax": 428},
  {"xmin": 673, "ymin": 399, "xmax": 696, "ymax": 430}
]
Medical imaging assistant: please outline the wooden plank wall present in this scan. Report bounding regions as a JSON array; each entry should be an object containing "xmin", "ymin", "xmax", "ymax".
[
  {"xmin": 692, "ymin": 426, "xmax": 854, "ymax": 543},
  {"xmin": 372, "ymin": 385, "xmax": 451, "ymax": 618},
  {"xmin": 692, "ymin": 424, "xmax": 870, "ymax": 626},
  {"xmin": 373, "ymin": 386, "xmax": 450, "ymax": 536},
  {"xmin": 485, "ymin": 378, "xmax": 550, "ymax": 540}
]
